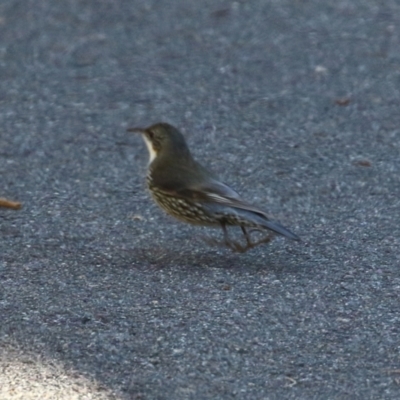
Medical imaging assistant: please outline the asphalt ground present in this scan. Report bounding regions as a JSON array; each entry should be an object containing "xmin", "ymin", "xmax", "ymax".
[{"xmin": 1, "ymin": 0, "xmax": 400, "ymax": 399}]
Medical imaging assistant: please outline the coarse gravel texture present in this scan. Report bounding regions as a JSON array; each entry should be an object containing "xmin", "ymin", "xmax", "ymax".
[{"xmin": 1, "ymin": 0, "xmax": 400, "ymax": 399}]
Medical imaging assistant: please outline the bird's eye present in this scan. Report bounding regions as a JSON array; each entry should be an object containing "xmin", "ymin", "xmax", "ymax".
[{"xmin": 147, "ymin": 130, "xmax": 155, "ymax": 140}]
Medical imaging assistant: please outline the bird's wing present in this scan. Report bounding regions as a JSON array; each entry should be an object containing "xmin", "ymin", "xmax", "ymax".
[
  {"xmin": 190, "ymin": 178, "xmax": 243, "ymax": 203},
  {"xmin": 189, "ymin": 178, "xmax": 269, "ymax": 213},
  {"xmin": 157, "ymin": 177, "xmax": 268, "ymax": 216}
]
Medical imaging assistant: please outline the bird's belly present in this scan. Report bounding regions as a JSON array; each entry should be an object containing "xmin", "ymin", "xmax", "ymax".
[{"xmin": 150, "ymin": 190, "xmax": 218, "ymax": 226}]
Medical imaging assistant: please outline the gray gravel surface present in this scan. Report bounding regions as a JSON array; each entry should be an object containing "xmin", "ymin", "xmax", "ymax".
[{"xmin": 1, "ymin": 0, "xmax": 400, "ymax": 399}]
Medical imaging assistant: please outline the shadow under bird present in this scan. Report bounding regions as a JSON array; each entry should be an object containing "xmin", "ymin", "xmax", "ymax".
[{"xmin": 127, "ymin": 122, "xmax": 300, "ymax": 252}]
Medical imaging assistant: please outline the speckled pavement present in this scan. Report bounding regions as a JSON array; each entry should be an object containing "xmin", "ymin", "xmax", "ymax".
[{"xmin": 1, "ymin": 1, "xmax": 400, "ymax": 399}]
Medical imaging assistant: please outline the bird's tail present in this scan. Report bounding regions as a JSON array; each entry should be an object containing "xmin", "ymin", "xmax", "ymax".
[
  {"xmin": 232, "ymin": 207, "xmax": 300, "ymax": 241},
  {"xmin": 204, "ymin": 203, "xmax": 300, "ymax": 240},
  {"xmin": 258, "ymin": 218, "xmax": 300, "ymax": 241}
]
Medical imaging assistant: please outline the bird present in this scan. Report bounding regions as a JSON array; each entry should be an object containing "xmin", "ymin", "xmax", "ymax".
[{"xmin": 127, "ymin": 122, "xmax": 300, "ymax": 252}]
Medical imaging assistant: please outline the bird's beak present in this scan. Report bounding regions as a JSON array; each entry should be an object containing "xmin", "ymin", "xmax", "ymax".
[{"xmin": 126, "ymin": 127, "xmax": 145, "ymax": 134}]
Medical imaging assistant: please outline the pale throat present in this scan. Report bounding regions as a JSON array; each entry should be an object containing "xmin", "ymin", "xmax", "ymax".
[{"xmin": 142, "ymin": 136, "xmax": 157, "ymax": 164}]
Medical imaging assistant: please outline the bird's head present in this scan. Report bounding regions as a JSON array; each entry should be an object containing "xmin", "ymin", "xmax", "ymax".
[{"xmin": 127, "ymin": 122, "xmax": 191, "ymax": 164}]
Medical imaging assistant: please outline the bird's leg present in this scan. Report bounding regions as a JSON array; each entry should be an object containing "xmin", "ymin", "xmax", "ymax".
[
  {"xmin": 222, "ymin": 223, "xmax": 248, "ymax": 253},
  {"xmin": 219, "ymin": 226, "xmax": 252, "ymax": 253},
  {"xmin": 200, "ymin": 225, "xmax": 228, "ymax": 249},
  {"xmin": 241, "ymin": 226, "xmax": 252, "ymax": 246},
  {"xmin": 203, "ymin": 224, "xmax": 272, "ymax": 253},
  {"xmin": 241, "ymin": 227, "xmax": 274, "ymax": 249},
  {"xmin": 236, "ymin": 226, "xmax": 265, "ymax": 252},
  {"xmin": 201, "ymin": 223, "xmax": 247, "ymax": 253}
]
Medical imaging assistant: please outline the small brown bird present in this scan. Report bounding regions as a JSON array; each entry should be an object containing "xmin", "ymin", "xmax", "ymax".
[{"xmin": 128, "ymin": 123, "xmax": 299, "ymax": 252}]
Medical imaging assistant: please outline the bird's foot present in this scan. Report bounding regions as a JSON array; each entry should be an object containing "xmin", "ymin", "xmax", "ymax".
[{"xmin": 244, "ymin": 234, "xmax": 273, "ymax": 250}]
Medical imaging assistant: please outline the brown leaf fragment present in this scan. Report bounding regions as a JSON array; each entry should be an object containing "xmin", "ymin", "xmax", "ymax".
[
  {"xmin": 0, "ymin": 198, "xmax": 22, "ymax": 210},
  {"xmin": 335, "ymin": 97, "xmax": 351, "ymax": 106}
]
